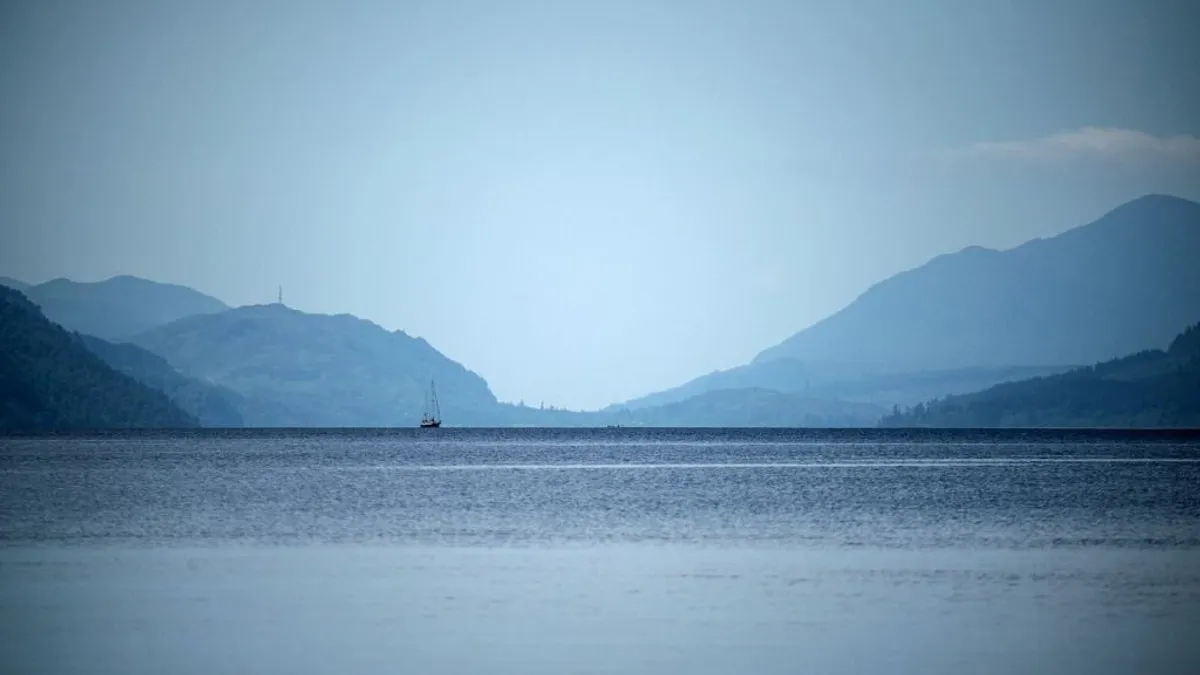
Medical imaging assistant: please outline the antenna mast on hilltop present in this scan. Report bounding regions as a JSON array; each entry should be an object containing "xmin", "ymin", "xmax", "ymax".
[{"xmin": 278, "ymin": 285, "xmax": 284, "ymax": 306}]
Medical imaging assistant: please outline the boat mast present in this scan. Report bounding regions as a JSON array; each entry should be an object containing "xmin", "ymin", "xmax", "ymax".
[{"xmin": 430, "ymin": 380, "xmax": 441, "ymax": 422}]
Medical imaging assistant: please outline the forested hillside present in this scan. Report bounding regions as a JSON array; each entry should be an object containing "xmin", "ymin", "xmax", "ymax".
[
  {"xmin": 0, "ymin": 285, "xmax": 199, "ymax": 430},
  {"xmin": 880, "ymin": 322, "xmax": 1200, "ymax": 428}
]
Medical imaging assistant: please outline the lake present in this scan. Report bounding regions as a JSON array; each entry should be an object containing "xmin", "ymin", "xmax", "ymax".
[{"xmin": 2, "ymin": 428, "xmax": 1199, "ymax": 674}]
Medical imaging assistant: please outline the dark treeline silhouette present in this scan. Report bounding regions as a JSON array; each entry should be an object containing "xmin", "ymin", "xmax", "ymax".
[{"xmin": 880, "ymin": 322, "xmax": 1200, "ymax": 428}]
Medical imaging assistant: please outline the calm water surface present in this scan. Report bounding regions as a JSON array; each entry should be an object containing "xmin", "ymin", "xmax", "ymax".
[{"xmin": 2, "ymin": 428, "xmax": 1199, "ymax": 674}]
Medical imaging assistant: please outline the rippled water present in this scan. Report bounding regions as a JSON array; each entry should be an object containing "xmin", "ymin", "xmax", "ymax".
[{"xmin": 2, "ymin": 429, "xmax": 1199, "ymax": 674}]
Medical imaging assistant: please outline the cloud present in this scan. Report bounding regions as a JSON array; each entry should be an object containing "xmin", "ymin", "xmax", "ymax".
[{"xmin": 945, "ymin": 127, "xmax": 1200, "ymax": 164}]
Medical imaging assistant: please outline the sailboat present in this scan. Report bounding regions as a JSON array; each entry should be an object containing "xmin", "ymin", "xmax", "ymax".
[{"xmin": 419, "ymin": 380, "xmax": 442, "ymax": 428}]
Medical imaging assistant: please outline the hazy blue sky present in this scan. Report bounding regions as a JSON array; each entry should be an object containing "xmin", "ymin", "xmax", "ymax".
[{"xmin": 2, "ymin": 0, "xmax": 1198, "ymax": 409}]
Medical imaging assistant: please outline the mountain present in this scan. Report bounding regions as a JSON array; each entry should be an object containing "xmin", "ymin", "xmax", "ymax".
[
  {"xmin": 129, "ymin": 303, "xmax": 499, "ymax": 427},
  {"xmin": 120, "ymin": 300, "xmax": 880, "ymax": 428},
  {"xmin": 609, "ymin": 359, "xmax": 855, "ymax": 410},
  {"xmin": 614, "ymin": 388, "xmax": 884, "ymax": 427},
  {"xmin": 608, "ymin": 358, "xmax": 1070, "ymax": 412},
  {"xmin": 0, "ymin": 285, "xmax": 199, "ymax": 430},
  {"xmin": 880, "ymin": 321, "xmax": 1200, "ymax": 428},
  {"xmin": 479, "ymin": 391, "xmax": 882, "ymax": 428},
  {"xmin": 76, "ymin": 334, "xmax": 245, "ymax": 427},
  {"xmin": 0, "ymin": 276, "xmax": 29, "ymax": 292},
  {"xmin": 615, "ymin": 194, "xmax": 1200, "ymax": 414},
  {"xmin": 22, "ymin": 275, "xmax": 230, "ymax": 340},
  {"xmin": 756, "ymin": 194, "xmax": 1200, "ymax": 369}
]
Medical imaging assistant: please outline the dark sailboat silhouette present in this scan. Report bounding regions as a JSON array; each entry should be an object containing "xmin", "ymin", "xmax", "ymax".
[{"xmin": 419, "ymin": 380, "xmax": 442, "ymax": 428}]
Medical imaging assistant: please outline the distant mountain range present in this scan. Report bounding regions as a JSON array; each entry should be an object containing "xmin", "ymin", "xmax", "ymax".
[
  {"xmin": 18, "ymin": 275, "xmax": 229, "ymax": 341},
  {"xmin": 616, "ymin": 193, "xmax": 1200, "ymax": 414},
  {"xmin": 3, "ymin": 193, "xmax": 1198, "ymax": 429},
  {"xmin": 118, "ymin": 302, "xmax": 884, "ymax": 427},
  {"xmin": 0, "ymin": 276, "xmax": 29, "ymax": 292},
  {"xmin": 0, "ymin": 279, "xmax": 883, "ymax": 428},
  {"xmin": 609, "ymin": 388, "xmax": 883, "ymax": 427},
  {"xmin": 606, "ymin": 360, "xmax": 1070, "ymax": 413},
  {"xmin": 757, "ymin": 194, "xmax": 1200, "ymax": 369}
]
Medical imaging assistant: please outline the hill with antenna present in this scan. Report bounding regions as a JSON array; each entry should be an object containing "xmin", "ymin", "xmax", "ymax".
[
  {"xmin": 3, "ymin": 276, "xmax": 887, "ymax": 427},
  {"xmin": 129, "ymin": 303, "xmax": 499, "ymax": 426}
]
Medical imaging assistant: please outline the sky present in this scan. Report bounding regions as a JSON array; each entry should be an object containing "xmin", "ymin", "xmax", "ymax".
[{"xmin": 2, "ymin": 0, "xmax": 1198, "ymax": 410}]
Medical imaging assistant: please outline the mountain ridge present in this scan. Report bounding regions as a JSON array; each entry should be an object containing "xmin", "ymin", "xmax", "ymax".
[
  {"xmin": 0, "ymin": 276, "xmax": 29, "ymax": 292},
  {"xmin": 20, "ymin": 275, "xmax": 231, "ymax": 341},
  {"xmin": 755, "ymin": 193, "xmax": 1200, "ymax": 369},
  {"xmin": 611, "ymin": 193, "xmax": 1199, "ymax": 418},
  {"xmin": 9, "ymin": 193, "xmax": 1196, "ymax": 427}
]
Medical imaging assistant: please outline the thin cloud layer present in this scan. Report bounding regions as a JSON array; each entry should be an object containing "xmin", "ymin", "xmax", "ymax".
[{"xmin": 947, "ymin": 127, "xmax": 1200, "ymax": 163}]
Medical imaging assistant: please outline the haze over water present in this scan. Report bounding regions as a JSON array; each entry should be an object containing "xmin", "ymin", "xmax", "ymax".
[{"xmin": 3, "ymin": 429, "xmax": 1199, "ymax": 674}]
